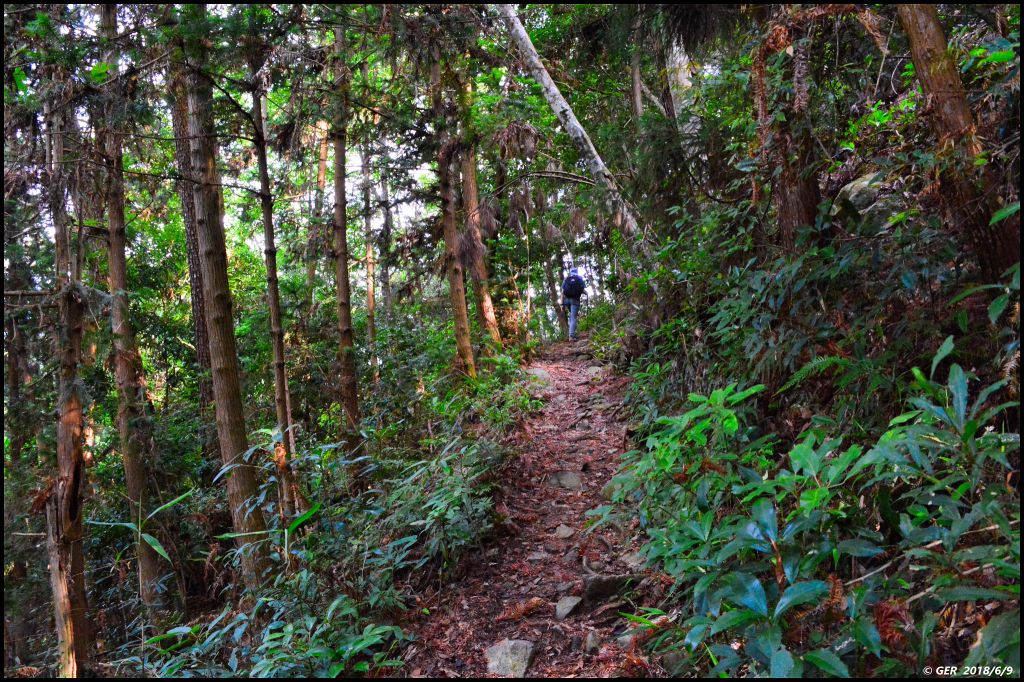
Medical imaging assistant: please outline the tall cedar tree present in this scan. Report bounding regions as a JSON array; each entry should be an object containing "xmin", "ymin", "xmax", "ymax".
[{"xmin": 182, "ymin": 3, "xmax": 270, "ymax": 589}]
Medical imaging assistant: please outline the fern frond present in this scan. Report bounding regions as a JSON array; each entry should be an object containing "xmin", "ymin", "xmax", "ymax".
[{"xmin": 777, "ymin": 355, "xmax": 852, "ymax": 394}]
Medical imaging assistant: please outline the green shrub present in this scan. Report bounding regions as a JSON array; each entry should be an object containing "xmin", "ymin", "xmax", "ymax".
[{"xmin": 596, "ymin": 354, "xmax": 1019, "ymax": 677}]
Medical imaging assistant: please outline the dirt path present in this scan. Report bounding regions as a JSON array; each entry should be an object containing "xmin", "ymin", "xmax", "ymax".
[{"xmin": 403, "ymin": 339, "xmax": 664, "ymax": 678}]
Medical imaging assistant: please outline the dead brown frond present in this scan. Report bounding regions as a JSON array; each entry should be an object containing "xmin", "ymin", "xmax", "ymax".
[
  {"xmin": 856, "ymin": 8, "xmax": 889, "ymax": 56},
  {"xmin": 493, "ymin": 121, "xmax": 539, "ymax": 161},
  {"xmin": 823, "ymin": 575, "xmax": 847, "ymax": 624},
  {"xmin": 1003, "ymin": 346, "xmax": 1019, "ymax": 398},
  {"xmin": 496, "ymin": 596, "xmax": 547, "ymax": 622},
  {"xmin": 874, "ymin": 599, "xmax": 913, "ymax": 650}
]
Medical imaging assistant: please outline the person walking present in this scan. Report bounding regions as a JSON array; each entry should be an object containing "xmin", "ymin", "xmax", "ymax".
[{"xmin": 561, "ymin": 267, "xmax": 586, "ymax": 340}]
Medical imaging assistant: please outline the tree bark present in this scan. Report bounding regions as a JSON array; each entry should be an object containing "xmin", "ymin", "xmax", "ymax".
[
  {"xmin": 45, "ymin": 94, "xmax": 91, "ymax": 677},
  {"xmin": 774, "ymin": 121, "xmax": 821, "ymax": 251},
  {"xmin": 432, "ymin": 46, "xmax": 477, "ymax": 378},
  {"xmin": 361, "ymin": 142, "xmax": 378, "ymax": 380},
  {"xmin": 252, "ymin": 74, "xmax": 298, "ymax": 518},
  {"xmin": 306, "ymin": 122, "xmax": 330, "ymax": 314},
  {"xmin": 168, "ymin": 36, "xmax": 212, "ymax": 410},
  {"xmin": 183, "ymin": 3, "xmax": 269, "ymax": 589},
  {"xmin": 496, "ymin": 4, "xmax": 642, "ymax": 244},
  {"xmin": 333, "ymin": 20, "xmax": 363, "ymax": 458},
  {"xmin": 99, "ymin": 3, "xmax": 167, "ymax": 612},
  {"xmin": 458, "ymin": 88, "xmax": 503, "ymax": 348},
  {"xmin": 544, "ymin": 254, "xmax": 569, "ymax": 336},
  {"xmin": 377, "ymin": 178, "xmax": 395, "ymax": 315},
  {"xmin": 629, "ymin": 13, "xmax": 644, "ymax": 122},
  {"xmin": 897, "ymin": 3, "xmax": 1020, "ymax": 279}
]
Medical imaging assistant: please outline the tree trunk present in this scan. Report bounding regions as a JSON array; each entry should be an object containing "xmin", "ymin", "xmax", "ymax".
[
  {"xmin": 361, "ymin": 143, "xmax": 378, "ymax": 380},
  {"xmin": 497, "ymin": 4, "xmax": 643, "ymax": 245},
  {"xmin": 544, "ymin": 255, "xmax": 568, "ymax": 337},
  {"xmin": 168, "ymin": 38, "xmax": 212, "ymax": 410},
  {"xmin": 253, "ymin": 76, "xmax": 298, "ymax": 519},
  {"xmin": 629, "ymin": 13, "xmax": 644, "ymax": 122},
  {"xmin": 183, "ymin": 3, "xmax": 269, "ymax": 589},
  {"xmin": 100, "ymin": 3, "xmax": 166, "ymax": 612},
  {"xmin": 306, "ymin": 123, "xmax": 330, "ymax": 314},
  {"xmin": 333, "ymin": 21, "xmax": 363, "ymax": 459},
  {"xmin": 432, "ymin": 47, "xmax": 477, "ymax": 378},
  {"xmin": 459, "ymin": 125, "xmax": 503, "ymax": 346},
  {"xmin": 377, "ymin": 178, "xmax": 394, "ymax": 315},
  {"xmin": 774, "ymin": 122, "xmax": 821, "ymax": 251},
  {"xmin": 897, "ymin": 3, "xmax": 1020, "ymax": 279},
  {"xmin": 45, "ymin": 96, "xmax": 91, "ymax": 677}
]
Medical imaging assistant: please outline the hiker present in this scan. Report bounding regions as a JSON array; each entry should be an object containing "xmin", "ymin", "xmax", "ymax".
[{"xmin": 561, "ymin": 267, "xmax": 586, "ymax": 340}]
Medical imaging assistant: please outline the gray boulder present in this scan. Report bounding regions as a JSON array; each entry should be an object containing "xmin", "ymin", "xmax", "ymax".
[
  {"xmin": 550, "ymin": 471, "xmax": 583, "ymax": 490},
  {"xmin": 555, "ymin": 596, "xmax": 583, "ymax": 620},
  {"xmin": 485, "ymin": 639, "xmax": 535, "ymax": 677},
  {"xmin": 834, "ymin": 172, "xmax": 884, "ymax": 213},
  {"xmin": 583, "ymin": 574, "xmax": 637, "ymax": 604}
]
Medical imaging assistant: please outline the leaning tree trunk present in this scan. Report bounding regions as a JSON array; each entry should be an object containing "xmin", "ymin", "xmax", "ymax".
[
  {"xmin": 333, "ymin": 21, "xmax": 363, "ymax": 460},
  {"xmin": 252, "ymin": 76, "xmax": 299, "ymax": 519},
  {"xmin": 45, "ymin": 95, "xmax": 91, "ymax": 678},
  {"xmin": 432, "ymin": 46, "xmax": 477, "ymax": 378},
  {"xmin": 99, "ymin": 3, "xmax": 167, "ymax": 612},
  {"xmin": 897, "ymin": 3, "xmax": 1020, "ymax": 279},
  {"xmin": 496, "ymin": 4, "xmax": 642, "ymax": 245},
  {"xmin": 183, "ymin": 3, "xmax": 269, "ymax": 589}
]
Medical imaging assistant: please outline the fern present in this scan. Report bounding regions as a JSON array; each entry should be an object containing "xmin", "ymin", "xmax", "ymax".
[{"xmin": 777, "ymin": 355, "xmax": 852, "ymax": 394}]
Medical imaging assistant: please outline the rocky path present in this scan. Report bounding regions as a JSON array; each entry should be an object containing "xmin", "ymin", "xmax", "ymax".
[{"xmin": 403, "ymin": 339, "xmax": 668, "ymax": 678}]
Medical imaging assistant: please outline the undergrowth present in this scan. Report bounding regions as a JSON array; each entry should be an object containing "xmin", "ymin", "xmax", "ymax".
[{"xmin": 125, "ymin": 311, "xmax": 538, "ymax": 678}]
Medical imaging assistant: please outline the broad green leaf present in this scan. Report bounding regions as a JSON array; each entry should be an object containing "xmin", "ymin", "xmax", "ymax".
[
  {"xmin": 948, "ymin": 364, "xmax": 968, "ymax": 427},
  {"xmin": 726, "ymin": 384, "xmax": 766, "ymax": 405},
  {"xmin": 803, "ymin": 648, "xmax": 850, "ymax": 677},
  {"xmin": 774, "ymin": 581, "xmax": 829, "ymax": 619},
  {"xmin": 771, "ymin": 648, "xmax": 798, "ymax": 678},
  {"xmin": 86, "ymin": 520, "xmax": 139, "ymax": 532},
  {"xmin": 142, "ymin": 533, "xmax": 171, "ymax": 562},
  {"xmin": 147, "ymin": 488, "xmax": 196, "ymax": 521},
  {"xmin": 727, "ymin": 573, "xmax": 769, "ymax": 616},
  {"xmin": 13, "ymin": 67, "xmax": 28, "ymax": 93},
  {"xmin": 799, "ymin": 487, "xmax": 830, "ymax": 513},
  {"xmin": 988, "ymin": 294, "xmax": 1009, "ymax": 325},
  {"xmin": 931, "ymin": 336, "xmax": 954, "ymax": 379},
  {"xmin": 752, "ymin": 498, "xmax": 778, "ymax": 543},
  {"xmin": 89, "ymin": 62, "xmax": 111, "ymax": 84},
  {"xmin": 710, "ymin": 608, "xmax": 762, "ymax": 635},
  {"xmin": 853, "ymin": 618, "xmax": 882, "ymax": 657},
  {"xmin": 938, "ymin": 586, "xmax": 1013, "ymax": 602},
  {"xmin": 288, "ymin": 500, "xmax": 322, "ymax": 534},
  {"xmin": 989, "ymin": 201, "xmax": 1019, "ymax": 224},
  {"xmin": 837, "ymin": 538, "xmax": 884, "ymax": 558}
]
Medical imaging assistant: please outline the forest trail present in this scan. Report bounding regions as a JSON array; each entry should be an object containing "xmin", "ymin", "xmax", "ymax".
[{"xmin": 403, "ymin": 338, "xmax": 662, "ymax": 678}]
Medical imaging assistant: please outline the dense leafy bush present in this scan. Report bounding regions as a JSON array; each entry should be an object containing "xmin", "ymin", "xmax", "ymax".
[{"xmin": 597, "ymin": 344, "xmax": 1019, "ymax": 676}]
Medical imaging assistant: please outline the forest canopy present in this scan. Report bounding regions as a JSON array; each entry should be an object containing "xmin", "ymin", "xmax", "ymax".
[{"xmin": 3, "ymin": 3, "xmax": 1020, "ymax": 678}]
